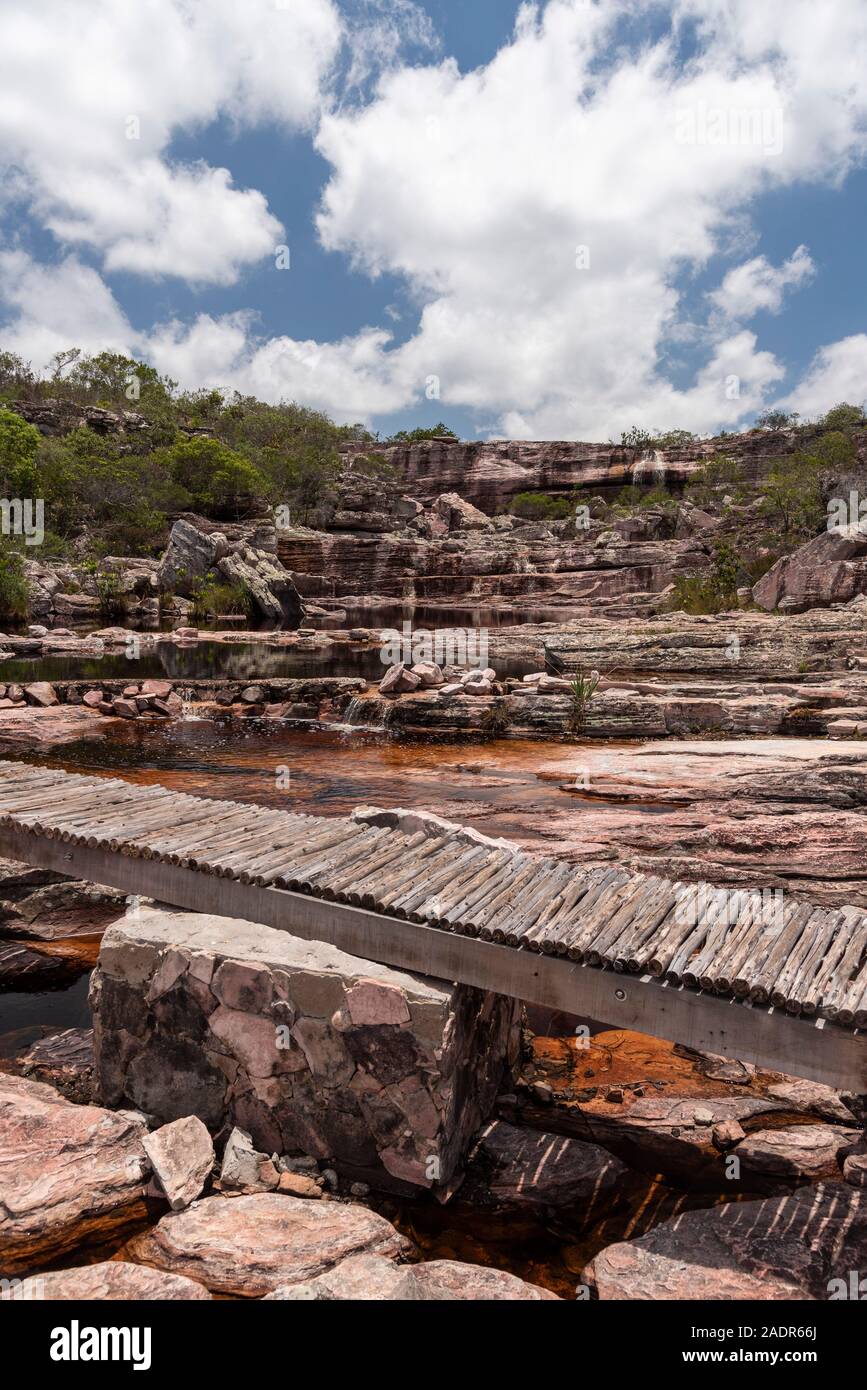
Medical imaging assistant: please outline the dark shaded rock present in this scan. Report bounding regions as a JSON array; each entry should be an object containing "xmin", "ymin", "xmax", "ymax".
[{"xmin": 583, "ymin": 1184, "xmax": 867, "ymax": 1300}]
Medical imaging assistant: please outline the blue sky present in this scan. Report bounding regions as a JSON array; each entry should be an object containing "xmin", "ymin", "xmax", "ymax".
[{"xmin": 1, "ymin": 0, "xmax": 866, "ymax": 441}]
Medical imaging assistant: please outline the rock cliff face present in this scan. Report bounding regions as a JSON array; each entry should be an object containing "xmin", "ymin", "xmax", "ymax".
[{"xmin": 340, "ymin": 430, "xmax": 807, "ymax": 512}]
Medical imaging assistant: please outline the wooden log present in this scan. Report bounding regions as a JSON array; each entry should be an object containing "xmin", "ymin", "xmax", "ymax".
[
  {"xmin": 282, "ymin": 829, "xmax": 386, "ymax": 890},
  {"xmin": 374, "ymin": 841, "xmax": 461, "ymax": 910},
  {"xmin": 771, "ymin": 907, "xmax": 831, "ymax": 1011},
  {"xmin": 584, "ymin": 879, "xmax": 662, "ymax": 967},
  {"xmin": 391, "ymin": 847, "xmax": 487, "ymax": 917},
  {"xmin": 445, "ymin": 857, "xmax": 526, "ymax": 936},
  {"xmin": 563, "ymin": 870, "xmax": 633, "ymax": 960},
  {"xmin": 484, "ymin": 861, "xmax": 547, "ymax": 942},
  {"xmin": 340, "ymin": 833, "xmax": 430, "ymax": 905},
  {"xmin": 404, "ymin": 847, "xmax": 495, "ymax": 922},
  {"xmin": 256, "ymin": 823, "xmax": 364, "ymax": 885},
  {"xmin": 748, "ymin": 903, "xmax": 815, "ymax": 1005},
  {"xmin": 626, "ymin": 884, "xmax": 688, "ymax": 974}
]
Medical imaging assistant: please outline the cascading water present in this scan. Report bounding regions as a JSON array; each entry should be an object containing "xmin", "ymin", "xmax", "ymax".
[{"xmin": 341, "ymin": 694, "xmax": 393, "ymax": 729}]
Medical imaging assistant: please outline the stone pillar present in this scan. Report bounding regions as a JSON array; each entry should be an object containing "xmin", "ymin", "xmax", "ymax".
[{"xmin": 91, "ymin": 907, "xmax": 521, "ymax": 1195}]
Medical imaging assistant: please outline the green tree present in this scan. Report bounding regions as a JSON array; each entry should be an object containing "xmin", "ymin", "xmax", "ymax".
[
  {"xmin": 385, "ymin": 423, "xmax": 458, "ymax": 444},
  {"xmin": 163, "ymin": 436, "xmax": 267, "ymax": 519},
  {"xmin": 755, "ymin": 409, "xmax": 799, "ymax": 431},
  {"xmin": 0, "ymin": 408, "xmax": 42, "ymax": 497},
  {"xmin": 819, "ymin": 402, "xmax": 866, "ymax": 434}
]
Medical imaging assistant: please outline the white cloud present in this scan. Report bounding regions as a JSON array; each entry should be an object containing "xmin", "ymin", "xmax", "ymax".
[
  {"xmin": 0, "ymin": 251, "xmax": 137, "ymax": 366},
  {"xmin": 3, "ymin": 0, "xmax": 867, "ymax": 435},
  {"xmin": 777, "ymin": 335, "xmax": 867, "ymax": 418},
  {"xmin": 309, "ymin": 0, "xmax": 867, "ymax": 435},
  {"xmin": 0, "ymin": 0, "xmax": 343, "ymax": 284},
  {"xmin": 708, "ymin": 245, "xmax": 815, "ymax": 321}
]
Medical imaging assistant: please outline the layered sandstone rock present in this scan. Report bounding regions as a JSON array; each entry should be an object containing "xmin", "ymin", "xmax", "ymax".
[
  {"xmin": 340, "ymin": 430, "xmax": 804, "ymax": 512},
  {"xmin": 3, "ymin": 1262, "xmax": 212, "ymax": 1300},
  {"xmin": 265, "ymin": 1252, "xmax": 559, "ymax": 1301},
  {"xmin": 126, "ymin": 1192, "xmax": 413, "ymax": 1297},
  {"xmin": 92, "ymin": 907, "xmax": 521, "ymax": 1193},
  {"xmin": 156, "ymin": 518, "xmax": 228, "ymax": 594},
  {"xmin": 582, "ymin": 1184, "xmax": 867, "ymax": 1300},
  {"xmin": 752, "ymin": 524, "xmax": 867, "ymax": 612},
  {"xmin": 0, "ymin": 1073, "xmax": 150, "ymax": 1274}
]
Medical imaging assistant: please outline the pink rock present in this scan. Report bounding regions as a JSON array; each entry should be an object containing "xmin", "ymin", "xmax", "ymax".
[
  {"xmin": 141, "ymin": 679, "xmax": 173, "ymax": 698},
  {"xmin": 4, "ymin": 1261, "xmax": 211, "ymax": 1301},
  {"xmin": 82, "ymin": 689, "xmax": 103, "ymax": 708},
  {"xmin": 112, "ymin": 698, "xmax": 139, "ymax": 719},
  {"xmin": 143, "ymin": 1116, "xmax": 214, "ymax": 1211},
  {"xmin": 24, "ymin": 682, "xmax": 59, "ymax": 707},
  {"xmin": 346, "ymin": 978, "xmax": 411, "ymax": 1026},
  {"xmin": 124, "ymin": 1193, "xmax": 413, "ymax": 1296}
]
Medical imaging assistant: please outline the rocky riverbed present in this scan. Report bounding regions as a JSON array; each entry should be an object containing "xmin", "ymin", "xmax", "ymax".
[{"xmin": 2, "ymin": 425, "xmax": 867, "ymax": 1302}]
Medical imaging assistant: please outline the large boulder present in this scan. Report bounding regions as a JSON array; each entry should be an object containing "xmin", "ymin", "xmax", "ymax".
[
  {"xmin": 125, "ymin": 1192, "xmax": 413, "ymax": 1297},
  {"xmin": 218, "ymin": 545, "xmax": 305, "ymax": 625},
  {"xmin": 752, "ymin": 524, "xmax": 867, "ymax": 612},
  {"xmin": 463, "ymin": 1121, "xmax": 630, "ymax": 1223},
  {"xmin": 583, "ymin": 1184, "xmax": 867, "ymax": 1300},
  {"xmin": 92, "ymin": 906, "xmax": 520, "ymax": 1194},
  {"xmin": 265, "ymin": 1252, "xmax": 558, "ymax": 1300},
  {"xmin": 0, "ymin": 1073, "xmax": 150, "ymax": 1274},
  {"xmin": 434, "ymin": 492, "xmax": 493, "ymax": 532},
  {"xmin": 157, "ymin": 519, "xmax": 228, "ymax": 595},
  {"xmin": 3, "ymin": 1262, "xmax": 211, "ymax": 1300}
]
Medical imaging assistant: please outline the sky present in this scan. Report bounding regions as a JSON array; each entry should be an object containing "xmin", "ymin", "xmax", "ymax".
[{"xmin": 0, "ymin": 0, "xmax": 866, "ymax": 442}]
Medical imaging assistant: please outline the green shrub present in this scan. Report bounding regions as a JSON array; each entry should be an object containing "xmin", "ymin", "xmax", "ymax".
[
  {"xmin": 0, "ymin": 546, "xmax": 30, "ymax": 620},
  {"xmin": 567, "ymin": 668, "xmax": 600, "ymax": 733},
  {"xmin": 509, "ymin": 491, "xmax": 571, "ymax": 520},
  {"xmin": 189, "ymin": 579, "xmax": 252, "ymax": 620},
  {"xmin": 0, "ymin": 408, "xmax": 41, "ymax": 497},
  {"xmin": 95, "ymin": 569, "xmax": 128, "ymax": 618},
  {"xmin": 480, "ymin": 699, "xmax": 511, "ymax": 738},
  {"xmin": 620, "ymin": 426, "xmax": 654, "ymax": 449},
  {"xmin": 385, "ymin": 423, "xmax": 458, "ymax": 444},
  {"xmin": 162, "ymin": 436, "xmax": 267, "ymax": 520},
  {"xmin": 670, "ymin": 542, "xmax": 743, "ymax": 614},
  {"xmin": 818, "ymin": 402, "xmax": 866, "ymax": 434},
  {"xmin": 685, "ymin": 455, "xmax": 748, "ymax": 507}
]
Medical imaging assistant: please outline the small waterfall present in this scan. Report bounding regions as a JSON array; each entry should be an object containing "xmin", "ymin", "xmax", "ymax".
[
  {"xmin": 341, "ymin": 695, "xmax": 393, "ymax": 729},
  {"xmin": 632, "ymin": 449, "xmax": 667, "ymax": 487}
]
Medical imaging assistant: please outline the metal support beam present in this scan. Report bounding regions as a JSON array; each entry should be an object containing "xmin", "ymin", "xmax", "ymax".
[{"xmin": 2, "ymin": 824, "xmax": 865, "ymax": 1092}]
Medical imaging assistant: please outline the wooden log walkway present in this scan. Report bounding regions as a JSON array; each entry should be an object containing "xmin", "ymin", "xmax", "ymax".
[{"xmin": 1, "ymin": 759, "xmax": 866, "ymax": 1090}]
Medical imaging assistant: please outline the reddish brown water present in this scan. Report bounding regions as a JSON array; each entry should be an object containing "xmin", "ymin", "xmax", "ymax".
[{"xmin": 9, "ymin": 718, "xmax": 619, "ymax": 850}]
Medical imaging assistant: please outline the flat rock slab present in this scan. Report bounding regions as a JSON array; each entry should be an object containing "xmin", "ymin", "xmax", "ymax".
[
  {"xmin": 0, "ymin": 705, "xmax": 124, "ymax": 746},
  {"xmin": 3, "ymin": 1261, "xmax": 211, "ymax": 1300},
  {"xmin": 125, "ymin": 1192, "xmax": 414, "ymax": 1297},
  {"xmin": 0, "ymin": 1073, "xmax": 149, "ymax": 1275},
  {"xmin": 734, "ymin": 1124, "xmax": 859, "ymax": 1184},
  {"xmin": 266, "ymin": 1252, "xmax": 558, "ymax": 1300},
  {"xmin": 464, "ymin": 1120, "xmax": 631, "ymax": 1220},
  {"xmin": 583, "ymin": 1183, "xmax": 867, "ymax": 1300}
]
